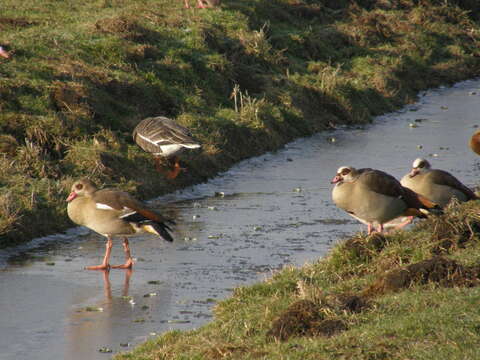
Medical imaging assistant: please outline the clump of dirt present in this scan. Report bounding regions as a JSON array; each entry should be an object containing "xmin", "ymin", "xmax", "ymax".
[
  {"xmin": 364, "ymin": 257, "xmax": 480, "ymax": 297},
  {"xmin": 0, "ymin": 17, "xmax": 37, "ymax": 29},
  {"xmin": 266, "ymin": 300, "xmax": 347, "ymax": 341},
  {"xmin": 336, "ymin": 294, "xmax": 370, "ymax": 313},
  {"xmin": 344, "ymin": 232, "xmax": 388, "ymax": 260},
  {"xmin": 126, "ymin": 44, "xmax": 158, "ymax": 62},
  {"xmin": 417, "ymin": 202, "xmax": 480, "ymax": 255},
  {"xmin": 95, "ymin": 16, "xmax": 139, "ymax": 34},
  {"xmin": 51, "ymin": 82, "xmax": 90, "ymax": 116}
]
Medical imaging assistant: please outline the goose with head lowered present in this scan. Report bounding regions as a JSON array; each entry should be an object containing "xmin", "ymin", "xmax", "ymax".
[
  {"xmin": 66, "ymin": 178, "xmax": 174, "ymax": 270},
  {"xmin": 401, "ymin": 158, "xmax": 478, "ymax": 207},
  {"xmin": 331, "ymin": 166, "xmax": 440, "ymax": 234},
  {"xmin": 133, "ymin": 116, "xmax": 201, "ymax": 179}
]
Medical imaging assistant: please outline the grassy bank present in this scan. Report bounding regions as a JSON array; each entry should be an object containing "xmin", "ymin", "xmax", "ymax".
[
  {"xmin": 116, "ymin": 200, "xmax": 480, "ymax": 359},
  {"xmin": 1, "ymin": 0, "xmax": 480, "ymax": 246}
]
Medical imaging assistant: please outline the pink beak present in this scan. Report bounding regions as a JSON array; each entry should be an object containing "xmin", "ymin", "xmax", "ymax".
[
  {"xmin": 409, "ymin": 168, "xmax": 419, "ymax": 178},
  {"xmin": 66, "ymin": 191, "xmax": 77, "ymax": 202},
  {"xmin": 331, "ymin": 175, "xmax": 342, "ymax": 184}
]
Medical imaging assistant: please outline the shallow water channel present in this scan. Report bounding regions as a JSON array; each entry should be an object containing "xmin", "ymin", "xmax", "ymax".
[{"xmin": 1, "ymin": 79, "xmax": 480, "ymax": 359}]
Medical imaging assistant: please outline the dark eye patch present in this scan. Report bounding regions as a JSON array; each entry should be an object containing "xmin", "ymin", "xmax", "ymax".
[
  {"xmin": 341, "ymin": 168, "xmax": 351, "ymax": 175},
  {"xmin": 75, "ymin": 183, "xmax": 84, "ymax": 190}
]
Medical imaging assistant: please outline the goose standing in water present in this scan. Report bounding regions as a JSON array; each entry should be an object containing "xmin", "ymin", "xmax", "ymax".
[
  {"xmin": 66, "ymin": 178, "xmax": 174, "ymax": 270},
  {"xmin": 401, "ymin": 158, "xmax": 477, "ymax": 207},
  {"xmin": 133, "ymin": 116, "xmax": 201, "ymax": 179},
  {"xmin": 331, "ymin": 166, "xmax": 439, "ymax": 234}
]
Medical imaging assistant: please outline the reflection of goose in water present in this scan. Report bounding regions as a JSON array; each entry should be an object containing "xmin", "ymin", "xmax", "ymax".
[{"xmin": 66, "ymin": 270, "xmax": 132, "ymax": 358}]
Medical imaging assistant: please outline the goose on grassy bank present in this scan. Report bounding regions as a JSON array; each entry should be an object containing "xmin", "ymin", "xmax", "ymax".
[
  {"xmin": 133, "ymin": 116, "xmax": 201, "ymax": 179},
  {"xmin": 331, "ymin": 166, "xmax": 439, "ymax": 234},
  {"xmin": 401, "ymin": 158, "xmax": 477, "ymax": 207}
]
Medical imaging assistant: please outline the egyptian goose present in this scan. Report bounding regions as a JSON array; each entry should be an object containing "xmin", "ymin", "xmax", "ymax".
[
  {"xmin": 331, "ymin": 166, "xmax": 439, "ymax": 234},
  {"xmin": 66, "ymin": 178, "xmax": 174, "ymax": 270},
  {"xmin": 400, "ymin": 158, "xmax": 477, "ymax": 207},
  {"xmin": 133, "ymin": 116, "xmax": 201, "ymax": 179},
  {"xmin": 184, "ymin": 0, "xmax": 220, "ymax": 8},
  {"xmin": 469, "ymin": 130, "xmax": 480, "ymax": 155}
]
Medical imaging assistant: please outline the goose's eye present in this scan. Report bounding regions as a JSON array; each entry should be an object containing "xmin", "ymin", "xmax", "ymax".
[
  {"xmin": 75, "ymin": 183, "xmax": 84, "ymax": 190},
  {"xmin": 341, "ymin": 169, "xmax": 350, "ymax": 176}
]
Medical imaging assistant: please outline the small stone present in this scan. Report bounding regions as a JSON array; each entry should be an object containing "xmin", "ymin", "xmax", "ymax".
[
  {"xmin": 417, "ymin": 145, "xmax": 423, "ymax": 149},
  {"xmin": 214, "ymin": 192, "xmax": 225, "ymax": 197},
  {"xmin": 440, "ymin": 105, "xmax": 448, "ymax": 110},
  {"xmin": 409, "ymin": 123, "xmax": 418, "ymax": 128},
  {"xmin": 85, "ymin": 306, "xmax": 103, "ymax": 312},
  {"xmin": 98, "ymin": 347, "xmax": 112, "ymax": 353},
  {"xmin": 143, "ymin": 292, "xmax": 157, "ymax": 298}
]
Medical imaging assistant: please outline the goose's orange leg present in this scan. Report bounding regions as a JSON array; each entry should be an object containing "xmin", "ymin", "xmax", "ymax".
[
  {"xmin": 85, "ymin": 237, "xmax": 113, "ymax": 270},
  {"xmin": 111, "ymin": 238, "xmax": 134, "ymax": 269},
  {"xmin": 165, "ymin": 156, "xmax": 184, "ymax": 179}
]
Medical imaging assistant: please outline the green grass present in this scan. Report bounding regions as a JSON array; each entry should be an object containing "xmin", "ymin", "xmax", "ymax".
[
  {"xmin": 1, "ymin": 0, "xmax": 480, "ymax": 246},
  {"xmin": 115, "ymin": 201, "xmax": 480, "ymax": 359}
]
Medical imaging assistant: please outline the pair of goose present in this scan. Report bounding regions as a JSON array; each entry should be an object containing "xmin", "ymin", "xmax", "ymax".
[{"xmin": 332, "ymin": 158, "xmax": 477, "ymax": 234}]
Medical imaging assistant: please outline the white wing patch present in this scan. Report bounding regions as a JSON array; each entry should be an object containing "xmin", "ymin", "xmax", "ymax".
[
  {"xmin": 96, "ymin": 203, "xmax": 116, "ymax": 210},
  {"xmin": 120, "ymin": 211, "xmax": 137, "ymax": 219},
  {"xmin": 136, "ymin": 132, "xmax": 160, "ymax": 147}
]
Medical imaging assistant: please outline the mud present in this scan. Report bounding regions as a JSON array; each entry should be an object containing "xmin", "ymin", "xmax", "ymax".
[
  {"xmin": 364, "ymin": 256, "xmax": 480, "ymax": 297},
  {"xmin": 267, "ymin": 299, "xmax": 347, "ymax": 341}
]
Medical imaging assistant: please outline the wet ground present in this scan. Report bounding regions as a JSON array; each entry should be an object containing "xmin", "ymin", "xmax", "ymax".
[{"xmin": 1, "ymin": 79, "xmax": 480, "ymax": 359}]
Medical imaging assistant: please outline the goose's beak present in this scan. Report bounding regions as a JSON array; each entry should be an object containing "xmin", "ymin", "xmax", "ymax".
[
  {"xmin": 66, "ymin": 191, "xmax": 77, "ymax": 202},
  {"xmin": 331, "ymin": 175, "xmax": 342, "ymax": 184}
]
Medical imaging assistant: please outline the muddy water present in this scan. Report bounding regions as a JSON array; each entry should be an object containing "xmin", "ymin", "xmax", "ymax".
[{"xmin": 1, "ymin": 79, "xmax": 480, "ymax": 359}]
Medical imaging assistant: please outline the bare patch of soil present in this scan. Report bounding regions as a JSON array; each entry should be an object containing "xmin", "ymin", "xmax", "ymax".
[
  {"xmin": 0, "ymin": 17, "xmax": 37, "ymax": 29},
  {"xmin": 266, "ymin": 299, "xmax": 347, "ymax": 341},
  {"xmin": 344, "ymin": 232, "xmax": 388, "ymax": 260},
  {"xmin": 364, "ymin": 256, "xmax": 480, "ymax": 297}
]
